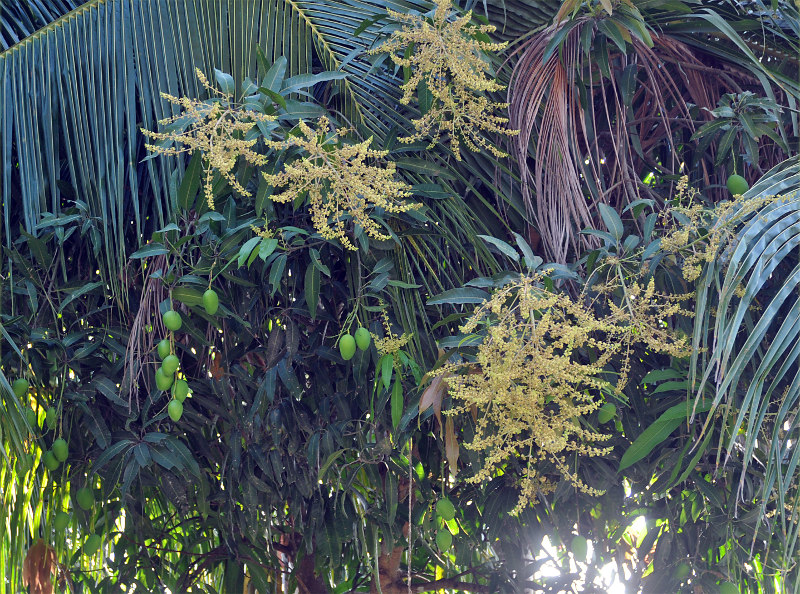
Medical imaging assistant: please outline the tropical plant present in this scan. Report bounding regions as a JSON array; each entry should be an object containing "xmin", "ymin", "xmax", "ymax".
[
  {"xmin": 1, "ymin": 0, "xmax": 799, "ymax": 592},
  {"xmin": 505, "ymin": 0, "xmax": 800, "ymax": 262}
]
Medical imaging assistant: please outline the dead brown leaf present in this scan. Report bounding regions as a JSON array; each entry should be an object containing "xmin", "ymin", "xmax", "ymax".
[
  {"xmin": 22, "ymin": 539, "xmax": 56, "ymax": 594},
  {"xmin": 445, "ymin": 416, "xmax": 459, "ymax": 477},
  {"xmin": 419, "ymin": 375, "xmax": 446, "ymax": 436}
]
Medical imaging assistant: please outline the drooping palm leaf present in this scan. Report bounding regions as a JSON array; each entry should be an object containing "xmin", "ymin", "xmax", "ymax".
[
  {"xmin": 504, "ymin": 1, "xmax": 798, "ymax": 262},
  {"xmin": 0, "ymin": 0, "xmax": 432, "ymax": 308},
  {"xmin": 690, "ymin": 157, "xmax": 800, "ymax": 577},
  {"xmin": 0, "ymin": 0, "xmax": 80, "ymax": 50},
  {"xmin": 481, "ymin": 0, "xmax": 561, "ymax": 41},
  {"xmin": 507, "ymin": 15, "xmax": 713, "ymax": 262}
]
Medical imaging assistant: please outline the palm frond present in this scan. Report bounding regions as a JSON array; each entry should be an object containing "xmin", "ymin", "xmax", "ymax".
[
  {"xmin": 481, "ymin": 0, "xmax": 561, "ymax": 41},
  {"xmin": 0, "ymin": 0, "xmax": 80, "ymax": 50},
  {"xmin": 691, "ymin": 157, "xmax": 800, "ymax": 575},
  {"xmin": 0, "ymin": 0, "xmax": 431, "ymax": 308},
  {"xmin": 507, "ymin": 2, "xmax": 798, "ymax": 262},
  {"xmin": 507, "ymin": 16, "xmax": 720, "ymax": 262}
]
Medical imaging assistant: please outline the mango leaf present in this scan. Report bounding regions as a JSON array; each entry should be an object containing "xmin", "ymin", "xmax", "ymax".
[
  {"xmin": 477, "ymin": 235, "xmax": 520, "ymax": 262},
  {"xmin": 380, "ymin": 354, "xmax": 393, "ymax": 390},
  {"xmin": 319, "ymin": 450, "xmax": 346, "ymax": 480},
  {"xmin": 309, "ymin": 248, "xmax": 330, "ymax": 276},
  {"xmin": 91, "ymin": 439, "xmax": 134, "ymax": 474},
  {"xmin": 372, "ymin": 258, "xmax": 394, "ymax": 276},
  {"xmin": 619, "ymin": 400, "xmax": 712, "ymax": 471},
  {"xmin": 214, "ymin": 68, "xmax": 236, "ymax": 95},
  {"xmin": 172, "ymin": 286, "xmax": 204, "ymax": 307},
  {"xmin": 280, "ymin": 100, "xmax": 327, "ymax": 119},
  {"xmin": 652, "ymin": 380, "xmax": 689, "ymax": 395},
  {"xmin": 259, "ymin": 87, "xmax": 287, "ymax": 109},
  {"xmin": 281, "ymin": 71, "xmax": 348, "ymax": 93},
  {"xmin": 133, "ymin": 443, "xmax": 152, "ymax": 467},
  {"xmin": 237, "ymin": 237, "xmax": 262, "ymax": 267},
  {"xmin": 305, "ymin": 263, "xmax": 320, "ymax": 319},
  {"xmin": 261, "ymin": 56, "xmax": 287, "ymax": 93},
  {"xmin": 178, "ymin": 152, "xmax": 203, "ymax": 211},
  {"xmin": 92, "ymin": 376, "xmax": 127, "ymax": 407},
  {"xmin": 269, "ymin": 254, "xmax": 288, "ymax": 296},
  {"xmin": 597, "ymin": 203, "xmax": 624, "ymax": 240},
  {"xmin": 259, "ymin": 238, "xmax": 279, "ymax": 261},
  {"xmin": 164, "ymin": 437, "xmax": 201, "ymax": 479},
  {"xmin": 149, "ymin": 446, "xmax": 177, "ymax": 471},
  {"xmin": 427, "ymin": 288, "xmax": 489, "ymax": 305},
  {"xmin": 391, "ymin": 380, "xmax": 403, "ymax": 430},
  {"xmin": 199, "ymin": 211, "xmax": 226, "ymax": 224},
  {"xmin": 57, "ymin": 282, "xmax": 103, "ymax": 313},
  {"xmin": 642, "ymin": 368, "xmax": 685, "ymax": 384},
  {"xmin": 78, "ymin": 401, "xmax": 112, "ymax": 449}
]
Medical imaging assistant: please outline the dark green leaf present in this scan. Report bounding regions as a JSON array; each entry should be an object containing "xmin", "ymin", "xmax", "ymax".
[
  {"xmin": 380, "ymin": 354, "xmax": 393, "ymax": 390},
  {"xmin": 427, "ymin": 288, "xmax": 489, "ymax": 305},
  {"xmin": 238, "ymin": 237, "xmax": 262, "ymax": 267},
  {"xmin": 619, "ymin": 400, "xmax": 712, "ymax": 470},
  {"xmin": 597, "ymin": 203, "xmax": 623, "ymax": 241},
  {"xmin": 58, "ymin": 282, "xmax": 103, "ymax": 313},
  {"xmin": 282, "ymin": 71, "xmax": 348, "ymax": 93},
  {"xmin": 269, "ymin": 254, "xmax": 288, "ymax": 296},
  {"xmin": 391, "ymin": 380, "xmax": 403, "ymax": 430},
  {"xmin": 129, "ymin": 244, "xmax": 170, "ymax": 259},
  {"xmin": 305, "ymin": 263, "xmax": 321, "ymax": 319},
  {"xmin": 214, "ymin": 69, "xmax": 236, "ymax": 95},
  {"xmin": 262, "ymin": 56, "xmax": 287, "ymax": 93},
  {"xmin": 477, "ymin": 235, "xmax": 520, "ymax": 262}
]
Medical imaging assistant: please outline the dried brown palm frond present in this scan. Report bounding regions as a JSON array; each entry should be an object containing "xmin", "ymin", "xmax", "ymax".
[
  {"xmin": 122, "ymin": 255, "xmax": 167, "ymax": 408},
  {"xmin": 506, "ymin": 17, "xmax": 761, "ymax": 262}
]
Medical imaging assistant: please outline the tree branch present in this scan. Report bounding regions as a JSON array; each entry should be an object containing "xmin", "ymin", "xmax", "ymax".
[{"xmin": 408, "ymin": 578, "xmax": 491, "ymax": 594}]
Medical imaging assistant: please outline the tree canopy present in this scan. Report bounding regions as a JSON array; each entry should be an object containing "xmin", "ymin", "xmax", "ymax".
[{"xmin": 0, "ymin": 0, "xmax": 799, "ymax": 592}]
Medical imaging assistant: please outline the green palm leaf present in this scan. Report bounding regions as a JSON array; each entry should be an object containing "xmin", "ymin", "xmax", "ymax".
[
  {"xmin": 482, "ymin": 0, "xmax": 561, "ymax": 41},
  {"xmin": 691, "ymin": 157, "xmax": 800, "ymax": 574},
  {"xmin": 0, "ymin": 0, "xmax": 81, "ymax": 49},
  {"xmin": 0, "ymin": 0, "xmax": 430, "ymax": 307}
]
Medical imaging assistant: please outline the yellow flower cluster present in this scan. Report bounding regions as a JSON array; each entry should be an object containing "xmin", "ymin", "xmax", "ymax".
[
  {"xmin": 369, "ymin": 0, "xmax": 518, "ymax": 160},
  {"xmin": 373, "ymin": 332, "xmax": 413, "ymax": 357},
  {"xmin": 440, "ymin": 273, "xmax": 691, "ymax": 512},
  {"xmin": 602, "ymin": 277, "xmax": 694, "ymax": 389},
  {"xmin": 659, "ymin": 176, "xmax": 782, "ymax": 282},
  {"xmin": 250, "ymin": 224, "xmax": 275, "ymax": 239},
  {"xmin": 142, "ymin": 69, "xmax": 274, "ymax": 210},
  {"xmin": 372, "ymin": 307, "xmax": 412, "ymax": 357},
  {"xmin": 262, "ymin": 118, "xmax": 418, "ymax": 250}
]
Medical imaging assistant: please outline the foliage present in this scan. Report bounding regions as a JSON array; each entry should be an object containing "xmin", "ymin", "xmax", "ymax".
[
  {"xmin": 0, "ymin": 0, "xmax": 799, "ymax": 592},
  {"xmin": 506, "ymin": 0, "xmax": 800, "ymax": 262}
]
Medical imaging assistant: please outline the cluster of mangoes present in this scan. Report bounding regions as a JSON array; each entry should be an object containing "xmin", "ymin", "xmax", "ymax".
[
  {"xmin": 154, "ymin": 288, "xmax": 218, "ymax": 421},
  {"xmin": 338, "ymin": 327, "xmax": 371, "ymax": 360},
  {"xmin": 435, "ymin": 498, "xmax": 456, "ymax": 551},
  {"xmin": 9, "ymin": 377, "xmax": 103, "ymax": 552}
]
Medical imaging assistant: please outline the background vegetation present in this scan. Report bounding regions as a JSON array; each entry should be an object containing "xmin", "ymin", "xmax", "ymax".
[{"xmin": 0, "ymin": 0, "xmax": 798, "ymax": 592}]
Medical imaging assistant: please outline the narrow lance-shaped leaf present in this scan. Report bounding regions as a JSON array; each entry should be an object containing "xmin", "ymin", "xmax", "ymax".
[
  {"xmin": 619, "ymin": 399, "xmax": 712, "ymax": 471},
  {"xmin": 305, "ymin": 263, "xmax": 320, "ymax": 320}
]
